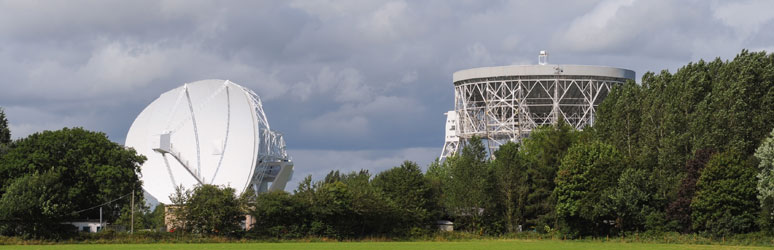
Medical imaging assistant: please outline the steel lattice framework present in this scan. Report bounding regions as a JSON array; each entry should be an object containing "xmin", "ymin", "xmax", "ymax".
[{"xmin": 441, "ymin": 64, "xmax": 635, "ymax": 160}]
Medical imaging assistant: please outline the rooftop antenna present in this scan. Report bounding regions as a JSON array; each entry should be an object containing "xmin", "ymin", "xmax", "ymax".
[{"xmin": 539, "ymin": 50, "xmax": 548, "ymax": 65}]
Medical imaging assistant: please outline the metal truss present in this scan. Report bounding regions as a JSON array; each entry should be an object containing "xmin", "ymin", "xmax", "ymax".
[
  {"xmin": 441, "ymin": 75, "xmax": 626, "ymax": 159},
  {"xmin": 239, "ymin": 85, "xmax": 293, "ymax": 194}
]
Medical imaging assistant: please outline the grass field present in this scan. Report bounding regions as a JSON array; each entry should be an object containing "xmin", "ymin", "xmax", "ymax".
[{"xmin": 1, "ymin": 240, "xmax": 770, "ymax": 250}]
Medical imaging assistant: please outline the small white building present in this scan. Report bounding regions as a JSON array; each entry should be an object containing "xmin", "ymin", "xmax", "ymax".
[{"xmin": 65, "ymin": 220, "xmax": 104, "ymax": 233}]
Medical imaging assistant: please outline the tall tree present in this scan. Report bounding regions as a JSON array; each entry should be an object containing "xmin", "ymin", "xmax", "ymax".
[
  {"xmin": 519, "ymin": 121, "xmax": 578, "ymax": 231},
  {"xmin": 595, "ymin": 81, "xmax": 641, "ymax": 161},
  {"xmin": 691, "ymin": 150, "xmax": 758, "ymax": 236},
  {"xmin": 490, "ymin": 142, "xmax": 527, "ymax": 233},
  {"xmin": 442, "ymin": 136, "xmax": 491, "ymax": 231},
  {"xmin": 247, "ymin": 191, "xmax": 310, "ymax": 238},
  {"xmin": 310, "ymin": 180, "xmax": 357, "ymax": 238},
  {"xmin": 555, "ymin": 141, "xmax": 623, "ymax": 236},
  {"xmin": 707, "ymin": 51, "xmax": 774, "ymax": 155},
  {"xmin": 666, "ymin": 148, "xmax": 715, "ymax": 233},
  {"xmin": 604, "ymin": 167, "xmax": 662, "ymax": 233},
  {"xmin": 0, "ymin": 107, "xmax": 10, "ymax": 157},
  {"xmin": 0, "ymin": 107, "xmax": 9, "ymax": 145},
  {"xmin": 172, "ymin": 184, "xmax": 244, "ymax": 235},
  {"xmin": 339, "ymin": 170, "xmax": 398, "ymax": 237},
  {"xmin": 373, "ymin": 161, "xmax": 437, "ymax": 234},
  {"xmin": 755, "ymin": 128, "xmax": 774, "ymax": 231}
]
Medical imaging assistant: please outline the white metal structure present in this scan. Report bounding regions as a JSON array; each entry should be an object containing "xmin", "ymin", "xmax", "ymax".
[
  {"xmin": 440, "ymin": 53, "xmax": 635, "ymax": 159},
  {"xmin": 126, "ymin": 79, "xmax": 293, "ymax": 204},
  {"xmin": 441, "ymin": 110, "xmax": 460, "ymax": 159}
]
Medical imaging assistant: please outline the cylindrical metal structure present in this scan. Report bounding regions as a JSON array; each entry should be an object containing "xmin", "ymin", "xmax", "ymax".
[{"xmin": 441, "ymin": 63, "xmax": 635, "ymax": 159}]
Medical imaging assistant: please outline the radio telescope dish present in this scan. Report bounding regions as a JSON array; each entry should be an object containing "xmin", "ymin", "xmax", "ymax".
[{"xmin": 125, "ymin": 79, "xmax": 293, "ymax": 204}]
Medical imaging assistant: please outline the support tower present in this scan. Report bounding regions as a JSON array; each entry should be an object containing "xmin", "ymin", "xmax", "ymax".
[{"xmin": 440, "ymin": 52, "xmax": 635, "ymax": 159}]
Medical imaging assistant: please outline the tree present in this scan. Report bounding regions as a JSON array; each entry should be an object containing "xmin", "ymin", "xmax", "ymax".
[
  {"xmin": 115, "ymin": 202, "xmax": 149, "ymax": 232},
  {"xmin": 372, "ymin": 161, "xmax": 437, "ymax": 235},
  {"xmin": 555, "ymin": 141, "xmax": 623, "ymax": 236},
  {"xmin": 289, "ymin": 170, "xmax": 395, "ymax": 239},
  {"xmin": 490, "ymin": 142, "xmax": 527, "ymax": 233},
  {"xmin": 0, "ymin": 169, "xmax": 71, "ymax": 237},
  {"xmin": 755, "ymin": 128, "xmax": 774, "ymax": 231},
  {"xmin": 595, "ymin": 81, "xmax": 642, "ymax": 160},
  {"xmin": 604, "ymin": 167, "xmax": 662, "ymax": 233},
  {"xmin": 248, "ymin": 191, "xmax": 310, "ymax": 238},
  {"xmin": 691, "ymin": 151, "xmax": 758, "ymax": 236},
  {"xmin": 338, "ymin": 170, "xmax": 398, "ymax": 237},
  {"xmin": 425, "ymin": 159, "xmax": 446, "ymax": 213},
  {"xmin": 666, "ymin": 148, "xmax": 715, "ymax": 233},
  {"xmin": 178, "ymin": 184, "xmax": 244, "ymax": 235},
  {"xmin": 0, "ymin": 127, "xmax": 145, "ymax": 237},
  {"xmin": 168, "ymin": 184, "xmax": 192, "ymax": 232},
  {"xmin": 519, "ymin": 121, "xmax": 578, "ymax": 231},
  {"xmin": 0, "ymin": 107, "xmax": 10, "ymax": 156},
  {"xmin": 442, "ymin": 136, "xmax": 491, "ymax": 232},
  {"xmin": 144, "ymin": 204, "xmax": 166, "ymax": 231},
  {"xmin": 0, "ymin": 107, "xmax": 10, "ymax": 145},
  {"xmin": 309, "ymin": 180, "xmax": 357, "ymax": 238}
]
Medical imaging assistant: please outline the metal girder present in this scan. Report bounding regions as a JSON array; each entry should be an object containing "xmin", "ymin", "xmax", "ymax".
[
  {"xmin": 238, "ymin": 84, "xmax": 292, "ymax": 195},
  {"xmin": 441, "ymin": 75, "xmax": 626, "ymax": 160}
]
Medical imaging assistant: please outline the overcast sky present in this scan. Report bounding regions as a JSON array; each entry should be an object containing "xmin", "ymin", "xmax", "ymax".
[{"xmin": 1, "ymin": 0, "xmax": 774, "ymax": 190}]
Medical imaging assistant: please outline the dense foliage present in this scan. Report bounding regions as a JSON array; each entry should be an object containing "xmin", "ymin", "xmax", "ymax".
[
  {"xmin": 665, "ymin": 148, "xmax": 714, "ymax": 233},
  {"xmin": 244, "ymin": 162, "xmax": 439, "ymax": 239},
  {"xmin": 490, "ymin": 142, "xmax": 527, "ymax": 233},
  {"xmin": 691, "ymin": 151, "xmax": 758, "ymax": 236},
  {"xmin": 0, "ymin": 127, "xmax": 145, "ymax": 238},
  {"xmin": 590, "ymin": 50, "xmax": 774, "ymax": 236},
  {"xmin": 757, "ymin": 129, "xmax": 774, "ymax": 231},
  {"xmin": 372, "ymin": 161, "xmax": 439, "ymax": 234},
  {"xmin": 168, "ymin": 184, "xmax": 244, "ymax": 235},
  {"xmin": 555, "ymin": 141, "xmax": 623, "ymax": 236},
  {"xmin": 438, "ymin": 137, "xmax": 493, "ymax": 232},
  {"xmin": 519, "ymin": 121, "xmax": 579, "ymax": 231}
]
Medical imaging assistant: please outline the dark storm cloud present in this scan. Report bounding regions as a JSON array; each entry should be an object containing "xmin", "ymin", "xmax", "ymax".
[{"xmin": 1, "ymin": 0, "xmax": 773, "ymax": 187}]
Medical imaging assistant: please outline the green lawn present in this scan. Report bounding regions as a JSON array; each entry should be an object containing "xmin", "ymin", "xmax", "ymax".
[{"xmin": 1, "ymin": 240, "xmax": 769, "ymax": 250}]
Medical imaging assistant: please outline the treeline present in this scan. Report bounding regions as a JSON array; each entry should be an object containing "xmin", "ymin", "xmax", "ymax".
[
  {"xmin": 3, "ymin": 49, "xmax": 774, "ymax": 240},
  {"xmin": 434, "ymin": 50, "xmax": 774, "ymax": 237},
  {"xmin": 591, "ymin": 49, "xmax": 774, "ymax": 236},
  {"xmin": 167, "ymin": 161, "xmax": 439, "ymax": 239},
  {"xmin": 229, "ymin": 49, "xmax": 774, "ymax": 238}
]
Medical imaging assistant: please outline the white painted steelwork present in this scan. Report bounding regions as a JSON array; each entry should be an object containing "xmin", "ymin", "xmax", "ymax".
[
  {"xmin": 441, "ymin": 110, "xmax": 460, "ymax": 159},
  {"xmin": 126, "ymin": 79, "xmax": 293, "ymax": 204},
  {"xmin": 440, "ymin": 56, "xmax": 635, "ymax": 159}
]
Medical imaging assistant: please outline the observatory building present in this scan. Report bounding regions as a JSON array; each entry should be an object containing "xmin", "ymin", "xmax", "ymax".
[
  {"xmin": 126, "ymin": 79, "xmax": 293, "ymax": 204},
  {"xmin": 441, "ymin": 51, "xmax": 635, "ymax": 159}
]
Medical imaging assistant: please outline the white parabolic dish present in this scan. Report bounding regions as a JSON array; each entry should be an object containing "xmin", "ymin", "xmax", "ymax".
[{"xmin": 125, "ymin": 79, "xmax": 293, "ymax": 204}]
